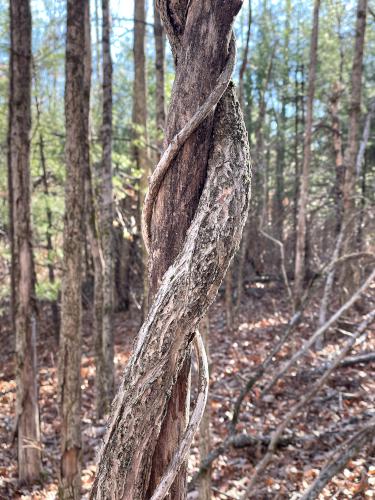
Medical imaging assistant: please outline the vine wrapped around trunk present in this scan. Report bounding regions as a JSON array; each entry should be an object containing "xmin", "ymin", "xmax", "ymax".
[{"xmin": 91, "ymin": 6, "xmax": 251, "ymax": 500}]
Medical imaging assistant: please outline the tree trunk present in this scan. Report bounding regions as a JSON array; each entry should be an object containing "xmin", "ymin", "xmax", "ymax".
[
  {"xmin": 90, "ymin": 0, "xmax": 249, "ymax": 497},
  {"xmin": 342, "ymin": 0, "xmax": 368, "ymax": 221},
  {"xmin": 97, "ymin": 0, "xmax": 115, "ymax": 416},
  {"xmin": 58, "ymin": 1, "xmax": 86, "ymax": 497},
  {"xmin": 272, "ymin": 0, "xmax": 291, "ymax": 245},
  {"xmin": 148, "ymin": 3, "xmax": 243, "ymax": 498},
  {"xmin": 133, "ymin": 0, "xmax": 150, "ymax": 316},
  {"xmin": 329, "ymin": 81, "xmax": 345, "ymax": 234},
  {"xmin": 293, "ymin": 0, "xmax": 320, "ymax": 304},
  {"xmin": 8, "ymin": 0, "xmax": 41, "ymax": 484},
  {"xmin": 340, "ymin": 0, "xmax": 368, "ymax": 294},
  {"xmin": 34, "ymin": 93, "xmax": 60, "ymax": 339},
  {"xmin": 154, "ymin": 0, "xmax": 166, "ymax": 155},
  {"xmin": 238, "ymin": 0, "xmax": 252, "ymax": 110}
]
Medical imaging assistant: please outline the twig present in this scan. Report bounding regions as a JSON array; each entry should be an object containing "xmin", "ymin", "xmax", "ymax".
[{"xmin": 338, "ymin": 350, "xmax": 375, "ymax": 367}]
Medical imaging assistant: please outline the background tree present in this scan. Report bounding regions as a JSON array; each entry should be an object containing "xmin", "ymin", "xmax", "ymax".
[
  {"xmin": 294, "ymin": 0, "xmax": 320, "ymax": 303},
  {"xmin": 58, "ymin": 0, "xmax": 86, "ymax": 497},
  {"xmin": 8, "ymin": 0, "xmax": 41, "ymax": 484}
]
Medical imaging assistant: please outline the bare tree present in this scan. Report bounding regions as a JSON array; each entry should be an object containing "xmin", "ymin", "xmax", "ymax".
[
  {"xmin": 8, "ymin": 0, "xmax": 41, "ymax": 484},
  {"xmin": 294, "ymin": 0, "xmax": 321, "ymax": 303},
  {"xmin": 58, "ymin": 0, "xmax": 86, "ymax": 497}
]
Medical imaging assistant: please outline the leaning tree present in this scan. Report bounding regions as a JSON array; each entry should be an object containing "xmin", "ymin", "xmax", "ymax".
[{"xmin": 91, "ymin": 1, "xmax": 251, "ymax": 498}]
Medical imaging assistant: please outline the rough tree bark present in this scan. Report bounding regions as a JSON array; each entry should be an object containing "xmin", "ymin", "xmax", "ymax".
[
  {"xmin": 148, "ymin": 2, "xmax": 244, "ymax": 498},
  {"xmin": 90, "ymin": 1, "xmax": 250, "ymax": 498},
  {"xmin": 153, "ymin": 0, "xmax": 166, "ymax": 155},
  {"xmin": 340, "ymin": 0, "xmax": 368, "ymax": 291},
  {"xmin": 294, "ymin": 0, "xmax": 320, "ymax": 304},
  {"xmin": 133, "ymin": 0, "xmax": 150, "ymax": 314},
  {"xmin": 8, "ymin": 0, "xmax": 41, "ymax": 484},
  {"xmin": 97, "ymin": 0, "xmax": 115, "ymax": 416},
  {"xmin": 58, "ymin": 1, "xmax": 86, "ymax": 497}
]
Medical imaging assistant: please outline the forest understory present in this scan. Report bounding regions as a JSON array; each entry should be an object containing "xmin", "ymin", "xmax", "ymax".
[{"xmin": 1, "ymin": 281, "xmax": 374, "ymax": 500}]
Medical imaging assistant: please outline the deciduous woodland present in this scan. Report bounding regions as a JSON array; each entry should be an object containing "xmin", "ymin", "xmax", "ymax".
[{"xmin": 0, "ymin": 0, "xmax": 374, "ymax": 498}]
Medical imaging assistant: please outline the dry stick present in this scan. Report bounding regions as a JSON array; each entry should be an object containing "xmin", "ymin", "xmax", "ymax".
[
  {"xmin": 339, "ymin": 350, "xmax": 375, "ymax": 367},
  {"xmin": 150, "ymin": 331, "xmax": 209, "ymax": 500},
  {"xmin": 260, "ymin": 268, "xmax": 375, "ymax": 399},
  {"xmin": 242, "ymin": 309, "xmax": 375, "ymax": 498},
  {"xmin": 300, "ymin": 419, "xmax": 375, "ymax": 500},
  {"xmin": 142, "ymin": 35, "xmax": 236, "ymax": 253}
]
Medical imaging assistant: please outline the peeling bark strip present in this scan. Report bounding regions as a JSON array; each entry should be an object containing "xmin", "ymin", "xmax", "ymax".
[
  {"xmin": 8, "ymin": 0, "xmax": 41, "ymax": 483},
  {"xmin": 58, "ymin": 0, "xmax": 86, "ymax": 497},
  {"xmin": 91, "ymin": 55, "xmax": 250, "ymax": 500}
]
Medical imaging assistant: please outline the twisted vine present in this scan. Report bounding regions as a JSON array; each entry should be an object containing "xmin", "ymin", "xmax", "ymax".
[{"xmin": 91, "ymin": 7, "xmax": 251, "ymax": 500}]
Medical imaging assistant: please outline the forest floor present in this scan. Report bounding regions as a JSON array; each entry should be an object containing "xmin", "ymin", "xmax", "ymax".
[{"xmin": 0, "ymin": 281, "xmax": 374, "ymax": 499}]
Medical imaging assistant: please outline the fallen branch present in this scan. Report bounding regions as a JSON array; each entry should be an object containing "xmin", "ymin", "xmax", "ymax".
[
  {"xmin": 260, "ymin": 269, "xmax": 375, "ymax": 399},
  {"xmin": 300, "ymin": 419, "xmax": 375, "ymax": 500},
  {"xmin": 230, "ymin": 310, "xmax": 302, "ymax": 432},
  {"xmin": 241, "ymin": 309, "xmax": 375, "ymax": 498},
  {"xmin": 339, "ymin": 351, "xmax": 375, "ymax": 367}
]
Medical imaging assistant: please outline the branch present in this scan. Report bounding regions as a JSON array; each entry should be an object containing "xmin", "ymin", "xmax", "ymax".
[
  {"xmin": 260, "ymin": 269, "xmax": 375, "ymax": 398},
  {"xmin": 242, "ymin": 309, "xmax": 375, "ymax": 497},
  {"xmin": 300, "ymin": 420, "xmax": 375, "ymax": 500}
]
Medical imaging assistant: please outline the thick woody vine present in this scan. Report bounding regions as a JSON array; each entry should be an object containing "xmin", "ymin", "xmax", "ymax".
[{"xmin": 90, "ymin": 5, "xmax": 251, "ymax": 500}]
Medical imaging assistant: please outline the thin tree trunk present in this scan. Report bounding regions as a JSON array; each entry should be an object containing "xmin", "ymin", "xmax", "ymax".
[
  {"xmin": 273, "ymin": 0, "xmax": 291, "ymax": 245},
  {"xmin": 58, "ymin": 1, "xmax": 86, "ymax": 497},
  {"xmin": 154, "ymin": 0, "xmax": 166, "ymax": 155},
  {"xmin": 34, "ymin": 94, "xmax": 60, "ymax": 338},
  {"xmin": 340, "ymin": 0, "xmax": 368, "ymax": 293},
  {"xmin": 8, "ymin": 0, "xmax": 41, "ymax": 484},
  {"xmin": 294, "ymin": 0, "xmax": 320, "ymax": 304},
  {"xmin": 329, "ymin": 81, "xmax": 345, "ymax": 234},
  {"xmin": 342, "ymin": 0, "xmax": 368, "ymax": 220},
  {"xmin": 133, "ymin": 0, "xmax": 150, "ymax": 316},
  {"xmin": 98, "ymin": 0, "xmax": 115, "ymax": 415},
  {"xmin": 238, "ymin": 0, "xmax": 252, "ymax": 110}
]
